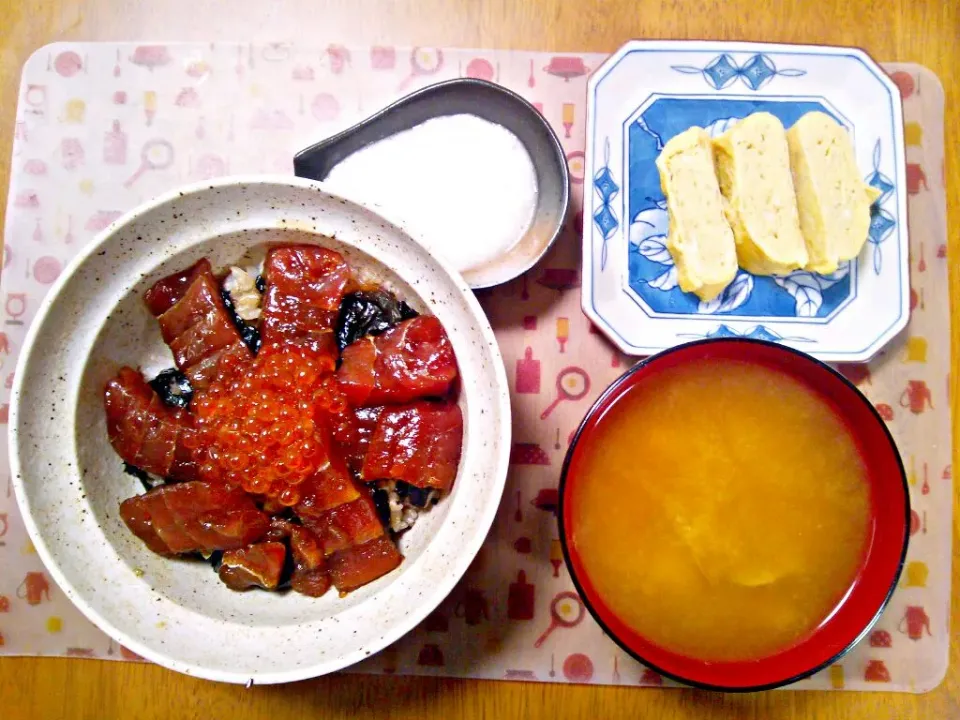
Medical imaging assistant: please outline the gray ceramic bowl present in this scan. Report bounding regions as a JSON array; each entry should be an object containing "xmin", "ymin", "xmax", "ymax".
[{"xmin": 294, "ymin": 78, "xmax": 570, "ymax": 289}]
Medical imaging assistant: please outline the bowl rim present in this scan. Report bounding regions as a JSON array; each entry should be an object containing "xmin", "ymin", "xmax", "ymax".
[
  {"xmin": 557, "ymin": 337, "xmax": 910, "ymax": 692},
  {"xmin": 8, "ymin": 174, "xmax": 512, "ymax": 684}
]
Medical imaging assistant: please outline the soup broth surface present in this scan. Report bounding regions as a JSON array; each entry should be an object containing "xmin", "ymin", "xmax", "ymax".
[{"xmin": 570, "ymin": 358, "xmax": 872, "ymax": 661}]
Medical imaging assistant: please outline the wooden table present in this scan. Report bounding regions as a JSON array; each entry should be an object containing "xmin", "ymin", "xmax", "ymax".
[{"xmin": 0, "ymin": 1, "xmax": 957, "ymax": 717}]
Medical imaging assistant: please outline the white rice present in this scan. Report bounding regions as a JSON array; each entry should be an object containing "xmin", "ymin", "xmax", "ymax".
[
  {"xmin": 377, "ymin": 481, "xmax": 419, "ymax": 532},
  {"xmin": 223, "ymin": 266, "xmax": 262, "ymax": 321}
]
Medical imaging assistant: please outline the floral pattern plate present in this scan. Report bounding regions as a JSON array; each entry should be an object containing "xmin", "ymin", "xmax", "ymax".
[{"xmin": 582, "ymin": 41, "xmax": 908, "ymax": 361}]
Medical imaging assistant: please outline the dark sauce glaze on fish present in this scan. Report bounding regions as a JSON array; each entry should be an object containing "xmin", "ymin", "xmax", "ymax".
[{"xmin": 103, "ymin": 245, "xmax": 463, "ymax": 598}]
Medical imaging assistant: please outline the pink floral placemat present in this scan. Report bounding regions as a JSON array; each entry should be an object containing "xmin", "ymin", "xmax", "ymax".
[{"xmin": 0, "ymin": 43, "xmax": 950, "ymax": 692}]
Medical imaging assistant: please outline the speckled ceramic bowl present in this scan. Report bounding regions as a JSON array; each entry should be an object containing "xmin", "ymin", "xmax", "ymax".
[{"xmin": 9, "ymin": 176, "xmax": 511, "ymax": 685}]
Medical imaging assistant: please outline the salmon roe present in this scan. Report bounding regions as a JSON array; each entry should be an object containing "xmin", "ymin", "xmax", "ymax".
[{"xmin": 186, "ymin": 346, "xmax": 347, "ymax": 504}]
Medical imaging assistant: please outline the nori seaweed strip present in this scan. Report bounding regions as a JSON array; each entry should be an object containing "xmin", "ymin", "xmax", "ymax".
[
  {"xmin": 395, "ymin": 480, "xmax": 434, "ymax": 508},
  {"xmin": 398, "ymin": 300, "xmax": 418, "ymax": 321},
  {"xmin": 219, "ymin": 288, "xmax": 261, "ymax": 354},
  {"xmin": 335, "ymin": 290, "xmax": 420, "ymax": 351},
  {"xmin": 148, "ymin": 368, "xmax": 193, "ymax": 409},
  {"xmin": 123, "ymin": 462, "xmax": 163, "ymax": 492},
  {"xmin": 372, "ymin": 487, "xmax": 392, "ymax": 527},
  {"xmin": 275, "ymin": 540, "xmax": 296, "ymax": 590}
]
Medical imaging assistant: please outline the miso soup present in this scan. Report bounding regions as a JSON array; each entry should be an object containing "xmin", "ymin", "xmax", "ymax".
[{"xmin": 569, "ymin": 358, "xmax": 872, "ymax": 661}]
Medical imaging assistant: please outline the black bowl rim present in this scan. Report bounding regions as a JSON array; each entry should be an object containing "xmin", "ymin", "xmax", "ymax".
[{"xmin": 557, "ymin": 337, "xmax": 911, "ymax": 693}]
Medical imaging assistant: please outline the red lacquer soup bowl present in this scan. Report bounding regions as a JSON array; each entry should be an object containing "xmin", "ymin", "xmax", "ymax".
[{"xmin": 558, "ymin": 338, "xmax": 910, "ymax": 691}]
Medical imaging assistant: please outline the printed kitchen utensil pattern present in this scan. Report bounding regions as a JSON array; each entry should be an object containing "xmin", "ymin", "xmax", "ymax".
[{"xmin": 0, "ymin": 43, "xmax": 950, "ymax": 693}]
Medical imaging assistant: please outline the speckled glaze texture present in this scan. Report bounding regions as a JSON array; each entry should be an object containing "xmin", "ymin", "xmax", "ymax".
[{"xmin": 8, "ymin": 176, "xmax": 512, "ymax": 685}]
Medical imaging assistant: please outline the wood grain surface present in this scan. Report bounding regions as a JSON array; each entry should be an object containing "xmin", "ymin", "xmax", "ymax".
[{"xmin": 0, "ymin": 1, "xmax": 957, "ymax": 718}]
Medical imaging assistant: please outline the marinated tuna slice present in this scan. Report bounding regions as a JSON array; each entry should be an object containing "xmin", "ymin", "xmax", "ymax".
[
  {"xmin": 300, "ymin": 491, "xmax": 385, "ymax": 556},
  {"xmin": 263, "ymin": 516, "xmax": 296, "ymax": 541},
  {"xmin": 291, "ymin": 430, "xmax": 394, "ymax": 590},
  {"xmin": 327, "ymin": 535, "xmax": 402, "ymax": 593},
  {"xmin": 117, "ymin": 490, "xmax": 169, "ymax": 556},
  {"xmin": 289, "ymin": 525, "xmax": 331, "ymax": 597},
  {"xmin": 104, "ymin": 367, "xmax": 200, "ymax": 481},
  {"xmin": 145, "ymin": 259, "xmax": 252, "ymax": 389},
  {"xmin": 218, "ymin": 541, "xmax": 287, "ymax": 591},
  {"xmin": 260, "ymin": 245, "xmax": 353, "ymax": 366},
  {"xmin": 258, "ymin": 498, "xmax": 289, "ymax": 517},
  {"xmin": 143, "ymin": 259, "xmax": 208, "ymax": 316},
  {"xmin": 119, "ymin": 481, "xmax": 269, "ymax": 556},
  {"xmin": 108, "ymin": 248, "xmax": 462, "ymax": 600},
  {"xmin": 295, "ymin": 450, "xmax": 362, "ymax": 517},
  {"xmin": 182, "ymin": 341, "xmax": 252, "ymax": 390},
  {"xmin": 362, "ymin": 402, "xmax": 463, "ymax": 492},
  {"xmin": 330, "ymin": 406, "xmax": 383, "ymax": 474},
  {"xmin": 337, "ymin": 316, "xmax": 457, "ymax": 406},
  {"xmin": 335, "ymin": 289, "xmax": 418, "ymax": 351}
]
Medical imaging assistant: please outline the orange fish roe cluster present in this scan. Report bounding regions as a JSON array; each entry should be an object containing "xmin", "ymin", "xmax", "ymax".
[{"xmin": 186, "ymin": 346, "xmax": 347, "ymax": 505}]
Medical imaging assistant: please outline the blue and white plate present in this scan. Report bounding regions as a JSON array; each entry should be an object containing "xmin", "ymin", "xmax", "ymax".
[{"xmin": 583, "ymin": 41, "xmax": 908, "ymax": 362}]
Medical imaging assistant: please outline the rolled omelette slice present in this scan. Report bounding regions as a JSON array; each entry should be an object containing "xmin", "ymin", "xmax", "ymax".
[
  {"xmin": 656, "ymin": 127, "xmax": 737, "ymax": 302},
  {"xmin": 786, "ymin": 112, "xmax": 883, "ymax": 275},
  {"xmin": 713, "ymin": 113, "xmax": 808, "ymax": 276}
]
